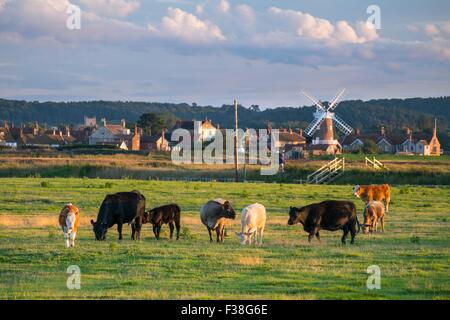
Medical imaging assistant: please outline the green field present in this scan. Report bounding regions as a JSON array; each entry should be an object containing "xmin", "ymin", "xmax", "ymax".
[{"xmin": 0, "ymin": 178, "xmax": 449, "ymax": 299}]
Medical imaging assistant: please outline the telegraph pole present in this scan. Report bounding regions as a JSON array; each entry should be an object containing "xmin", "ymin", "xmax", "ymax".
[{"xmin": 234, "ymin": 99, "xmax": 239, "ymax": 182}]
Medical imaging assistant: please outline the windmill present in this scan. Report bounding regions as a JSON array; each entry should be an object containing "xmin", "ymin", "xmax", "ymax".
[{"xmin": 301, "ymin": 89, "xmax": 353, "ymax": 154}]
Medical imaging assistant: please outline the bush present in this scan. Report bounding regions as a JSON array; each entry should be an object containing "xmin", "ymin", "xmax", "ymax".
[
  {"xmin": 410, "ymin": 235, "xmax": 420, "ymax": 244},
  {"xmin": 104, "ymin": 182, "xmax": 114, "ymax": 188},
  {"xmin": 40, "ymin": 181, "xmax": 50, "ymax": 188}
]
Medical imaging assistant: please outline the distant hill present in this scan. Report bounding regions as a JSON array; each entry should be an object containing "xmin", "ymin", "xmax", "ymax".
[{"xmin": 1, "ymin": 97, "xmax": 449, "ymax": 145}]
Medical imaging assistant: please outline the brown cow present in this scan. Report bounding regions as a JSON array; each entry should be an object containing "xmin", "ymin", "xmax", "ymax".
[
  {"xmin": 59, "ymin": 203, "xmax": 80, "ymax": 248},
  {"xmin": 353, "ymin": 184, "xmax": 391, "ymax": 212},
  {"xmin": 362, "ymin": 201, "xmax": 385, "ymax": 233}
]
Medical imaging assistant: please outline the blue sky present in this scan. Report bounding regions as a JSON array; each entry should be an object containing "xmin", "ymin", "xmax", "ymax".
[{"xmin": 0, "ymin": 0, "xmax": 449, "ymax": 108}]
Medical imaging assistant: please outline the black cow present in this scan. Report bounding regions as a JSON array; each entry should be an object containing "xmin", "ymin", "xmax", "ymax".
[
  {"xmin": 143, "ymin": 204, "xmax": 181, "ymax": 240},
  {"xmin": 288, "ymin": 200, "xmax": 360, "ymax": 244},
  {"xmin": 91, "ymin": 191, "xmax": 146, "ymax": 240}
]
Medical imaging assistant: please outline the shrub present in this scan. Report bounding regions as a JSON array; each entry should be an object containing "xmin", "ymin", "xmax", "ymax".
[
  {"xmin": 40, "ymin": 181, "xmax": 50, "ymax": 188},
  {"xmin": 410, "ymin": 235, "xmax": 420, "ymax": 244}
]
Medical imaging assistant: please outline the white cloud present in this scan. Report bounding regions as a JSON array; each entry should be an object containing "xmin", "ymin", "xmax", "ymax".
[
  {"xmin": 78, "ymin": 0, "xmax": 140, "ymax": 18},
  {"xmin": 218, "ymin": 0, "xmax": 230, "ymax": 14},
  {"xmin": 236, "ymin": 4, "xmax": 256, "ymax": 26},
  {"xmin": 161, "ymin": 7, "xmax": 226, "ymax": 43},
  {"xmin": 424, "ymin": 24, "xmax": 440, "ymax": 36},
  {"xmin": 195, "ymin": 4, "xmax": 204, "ymax": 15},
  {"xmin": 0, "ymin": 0, "xmax": 148, "ymax": 44},
  {"xmin": 268, "ymin": 7, "xmax": 378, "ymax": 44}
]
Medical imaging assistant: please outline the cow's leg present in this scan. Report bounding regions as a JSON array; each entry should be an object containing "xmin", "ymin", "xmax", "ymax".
[
  {"xmin": 259, "ymin": 227, "xmax": 265, "ymax": 246},
  {"xmin": 349, "ymin": 221, "xmax": 357, "ymax": 244},
  {"xmin": 308, "ymin": 233, "xmax": 315, "ymax": 243},
  {"xmin": 207, "ymin": 226, "xmax": 213, "ymax": 242},
  {"xmin": 69, "ymin": 232, "xmax": 77, "ymax": 247},
  {"xmin": 131, "ymin": 222, "xmax": 136, "ymax": 240},
  {"xmin": 216, "ymin": 227, "xmax": 221, "ymax": 243},
  {"xmin": 152, "ymin": 225, "xmax": 157, "ymax": 239},
  {"xmin": 134, "ymin": 219, "xmax": 142, "ymax": 241},
  {"xmin": 168, "ymin": 222, "xmax": 175, "ymax": 240},
  {"xmin": 117, "ymin": 221, "xmax": 123, "ymax": 241},
  {"xmin": 63, "ymin": 230, "xmax": 70, "ymax": 248},
  {"xmin": 175, "ymin": 221, "xmax": 181, "ymax": 240},
  {"xmin": 385, "ymin": 197, "xmax": 390, "ymax": 212},
  {"xmin": 381, "ymin": 216, "xmax": 385, "ymax": 232},
  {"xmin": 342, "ymin": 225, "xmax": 349, "ymax": 244},
  {"xmin": 221, "ymin": 226, "xmax": 226, "ymax": 243},
  {"xmin": 156, "ymin": 225, "xmax": 162, "ymax": 240},
  {"xmin": 315, "ymin": 231, "xmax": 321, "ymax": 242}
]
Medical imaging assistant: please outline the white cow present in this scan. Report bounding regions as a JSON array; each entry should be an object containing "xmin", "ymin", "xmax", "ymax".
[{"xmin": 236, "ymin": 203, "xmax": 266, "ymax": 245}]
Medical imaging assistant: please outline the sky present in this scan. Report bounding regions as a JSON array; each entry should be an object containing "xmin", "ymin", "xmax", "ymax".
[{"xmin": 0, "ymin": 0, "xmax": 450, "ymax": 108}]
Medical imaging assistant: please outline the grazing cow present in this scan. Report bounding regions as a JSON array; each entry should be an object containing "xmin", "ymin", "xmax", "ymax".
[
  {"xmin": 353, "ymin": 184, "xmax": 391, "ymax": 212},
  {"xmin": 200, "ymin": 198, "xmax": 236, "ymax": 243},
  {"xmin": 58, "ymin": 203, "xmax": 80, "ymax": 248},
  {"xmin": 288, "ymin": 200, "xmax": 360, "ymax": 244},
  {"xmin": 362, "ymin": 201, "xmax": 385, "ymax": 233},
  {"xmin": 235, "ymin": 203, "xmax": 267, "ymax": 245},
  {"xmin": 143, "ymin": 204, "xmax": 181, "ymax": 240},
  {"xmin": 90, "ymin": 191, "xmax": 145, "ymax": 241}
]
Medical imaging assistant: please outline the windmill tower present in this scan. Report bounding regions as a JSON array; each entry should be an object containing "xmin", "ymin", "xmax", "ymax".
[{"xmin": 302, "ymin": 89, "xmax": 353, "ymax": 155}]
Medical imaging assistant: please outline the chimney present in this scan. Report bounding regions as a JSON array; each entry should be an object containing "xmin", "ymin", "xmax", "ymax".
[
  {"xmin": 217, "ymin": 123, "xmax": 220, "ymax": 129},
  {"xmin": 267, "ymin": 122, "xmax": 272, "ymax": 134},
  {"xmin": 356, "ymin": 128, "xmax": 361, "ymax": 135},
  {"xmin": 66, "ymin": 126, "xmax": 70, "ymax": 137},
  {"xmin": 290, "ymin": 128, "xmax": 293, "ymax": 140},
  {"xmin": 53, "ymin": 128, "xmax": 56, "ymax": 135},
  {"xmin": 19, "ymin": 128, "xmax": 23, "ymax": 138},
  {"xmin": 134, "ymin": 124, "xmax": 139, "ymax": 136},
  {"xmin": 298, "ymin": 128, "xmax": 303, "ymax": 137},
  {"xmin": 4, "ymin": 121, "xmax": 8, "ymax": 130},
  {"xmin": 406, "ymin": 127, "xmax": 411, "ymax": 135},
  {"xmin": 161, "ymin": 128, "xmax": 165, "ymax": 145},
  {"xmin": 101, "ymin": 118, "xmax": 106, "ymax": 126},
  {"xmin": 121, "ymin": 119, "xmax": 126, "ymax": 128},
  {"xmin": 380, "ymin": 126, "xmax": 385, "ymax": 136}
]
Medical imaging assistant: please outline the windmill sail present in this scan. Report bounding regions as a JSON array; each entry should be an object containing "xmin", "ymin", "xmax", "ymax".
[
  {"xmin": 328, "ymin": 89, "xmax": 346, "ymax": 111},
  {"xmin": 304, "ymin": 112, "xmax": 326, "ymax": 136},
  {"xmin": 332, "ymin": 113, "xmax": 353, "ymax": 135},
  {"xmin": 301, "ymin": 91, "xmax": 326, "ymax": 111}
]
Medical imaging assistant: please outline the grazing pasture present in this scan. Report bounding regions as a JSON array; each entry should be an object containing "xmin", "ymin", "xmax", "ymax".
[{"xmin": 0, "ymin": 178, "xmax": 449, "ymax": 299}]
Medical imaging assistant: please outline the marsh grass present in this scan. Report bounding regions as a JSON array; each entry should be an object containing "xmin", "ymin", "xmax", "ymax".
[{"xmin": 0, "ymin": 178, "xmax": 448, "ymax": 299}]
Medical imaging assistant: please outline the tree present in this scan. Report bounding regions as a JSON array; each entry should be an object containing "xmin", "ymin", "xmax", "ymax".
[
  {"xmin": 363, "ymin": 139, "xmax": 379, "ymax": 154},
  {"xmin": 137, "ymin": 113, "xmax": 165, "ymax": 136}
]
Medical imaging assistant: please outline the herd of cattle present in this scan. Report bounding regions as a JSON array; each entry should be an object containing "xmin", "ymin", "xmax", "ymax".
[{"xmin": 58, "ymin": 184, "xmax": 391, "ymax": 248}]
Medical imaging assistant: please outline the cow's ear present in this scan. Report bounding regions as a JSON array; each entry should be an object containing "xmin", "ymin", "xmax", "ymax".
[{"xmin": 90, "ymin": 219, "xmax": 95, "ymax": 225}]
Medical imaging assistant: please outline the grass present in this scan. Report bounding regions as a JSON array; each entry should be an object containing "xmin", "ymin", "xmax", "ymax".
[
  {"xmin": 0, "ymin": 151, "xmax": 450, "ymax": 185},
  {"xmin": 0, "ymin": 178, "xmax": 449, "ymax": 299}
]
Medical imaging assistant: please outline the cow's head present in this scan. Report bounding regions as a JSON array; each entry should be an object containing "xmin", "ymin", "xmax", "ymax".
[
  {"xmin": 353, "ymin": 185, "xmax": 361, "ymax": 197},
  {"xmin": 235, "ymin": 229, "xmax": 255, "ymax": 245},
  {"xmin": 288, "ymin": 206, "xmax": 303, "ymax": 225},
  {"xmin": 221, "ymin": 201, "xmax": 236, "ymax": 219},
  {"xmin": 362, "ymin": 205, "xmax": 375, "ymax": 233},
  {"xmin": 66, "ymin": 211, "xmax": 76, "ymax": 233},
  {"xmin": 142, "ymin": 210, "xmax": 153, "ymax": 224},
  {"xmin": 90, "ymin": 219, "xmax": 107, "ymax": 240}
]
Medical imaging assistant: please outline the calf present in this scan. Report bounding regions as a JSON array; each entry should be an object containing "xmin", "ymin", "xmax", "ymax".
[
  {"xmin": 288, "ymin": 200, "xmax": 360, "ymax": 244},
  {"xmin": 58, "ymin": 203, "xmax": 80, "ymax": 248},
  {"xmin": 143, "ymin": 204, "xmax": 181, "ymax": 240},
  {"xmin": 200, "ymin": 198, "xmax": 236, "ymax": 243},
  {"xmin": 353, "ymin": 184, "xmax": 391, "ymax": 212},
  {"xmin": 362, "ymin": 201, "xmax": 385, "ymax": 233},
  {"xmin": 236, "ymin": 203, "xmax": 266, "ymax": 245}
]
